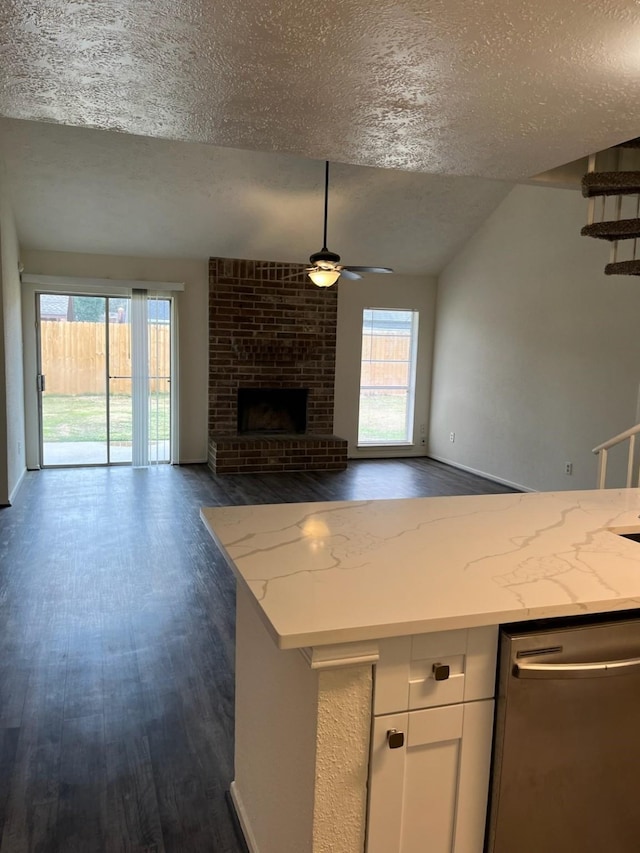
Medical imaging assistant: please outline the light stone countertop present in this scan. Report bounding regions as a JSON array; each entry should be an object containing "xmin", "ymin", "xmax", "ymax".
[{"xmin": 200, "ymin": 489, "xmax": 640, "ymax": 649}]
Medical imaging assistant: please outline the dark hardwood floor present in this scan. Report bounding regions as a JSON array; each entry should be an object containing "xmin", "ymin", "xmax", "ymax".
[{"xmin": 0, "ymin": 458, "xmax": 516, "ymax": 852}]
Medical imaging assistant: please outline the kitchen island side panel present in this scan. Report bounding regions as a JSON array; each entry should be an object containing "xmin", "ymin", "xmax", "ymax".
[
  {"xmin": 234, "ymin": 584, "xmax": 373, "ymax": 853},
  {"xmin": 234, "ymin": 583, "xmax": 318, "ymax": 852}
]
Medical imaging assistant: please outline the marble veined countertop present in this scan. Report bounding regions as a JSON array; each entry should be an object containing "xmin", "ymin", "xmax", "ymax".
[{"xmin": 201, "ymin": 489, "xmax": 640, "ymax": 649}]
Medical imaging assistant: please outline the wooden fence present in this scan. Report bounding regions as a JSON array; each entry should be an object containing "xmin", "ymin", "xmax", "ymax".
[
  {"xmin": 41, "ymin": 321, "xmax": 170, "ymax": 395},
  {"xmin": 41, "ymin": 323, "xmax": 407, "ymax": 394},
  {"xmin": 360, "ymin": 331, "xmax": 411, "ymax": 388}
]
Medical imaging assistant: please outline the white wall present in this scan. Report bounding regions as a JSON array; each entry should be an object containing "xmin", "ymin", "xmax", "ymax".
[
  {"xmin": 21, "ymin": 250, "xmax": 209, "ymax": 464},
  {"xmin": 0, "ymin": 161, "xmax": 26, "ymax": 504},
  {"xmin": 429, "ymin": 184, "xmax": 640, "ymax": 492},
  {"xmin": 334, "ymin": 274, "xmax": 437, "ymax": 457}
]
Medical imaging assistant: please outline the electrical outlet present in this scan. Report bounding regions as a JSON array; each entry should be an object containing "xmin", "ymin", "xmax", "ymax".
[
  {"xmin": 564, "ymin": 462, "xmax": 573, "ymax": 475},
  {"xmin": 449, "ymin": 432, "xmax": 455, "ymax": 443}
]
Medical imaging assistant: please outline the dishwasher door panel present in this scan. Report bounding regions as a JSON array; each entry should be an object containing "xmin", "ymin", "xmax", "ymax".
[{"xmin": 488, "ymin": 618, "xmax": 640, "ymax": 853}]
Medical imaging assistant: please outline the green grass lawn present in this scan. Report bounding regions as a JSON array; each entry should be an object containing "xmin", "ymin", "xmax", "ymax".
[
  {"xmin": 44, "ymin": 392, "xmax": 403, "ymax": 444},
  {"xmin": 42, "ymin": 394, "xmax": 170, "ymax": 442},
  {"xmin": 358, "ymin": 393, "xmax": 410, "ymax": 442}
]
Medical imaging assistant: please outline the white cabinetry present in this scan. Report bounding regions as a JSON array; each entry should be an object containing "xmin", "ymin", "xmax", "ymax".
[{"xmin": 367, "ymin": 627, "xmax": 497, "ymax": 853}]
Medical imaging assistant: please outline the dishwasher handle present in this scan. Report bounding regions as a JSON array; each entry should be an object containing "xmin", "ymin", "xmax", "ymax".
[{"xmin": 514, "ymin": 655, "xmax": 640, "ymax": 679}]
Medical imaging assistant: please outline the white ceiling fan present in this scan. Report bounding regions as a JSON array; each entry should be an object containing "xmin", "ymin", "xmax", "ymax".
[{"xmin": 304, "ymin": 161, "xmax": 394, "ymax": 287}]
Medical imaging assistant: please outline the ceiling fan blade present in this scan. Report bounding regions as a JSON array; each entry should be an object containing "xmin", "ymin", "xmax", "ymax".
[
  {"xmin": 343, "ymin": 266, "xmax": 394, "ymax": 274},
  {"xmin": 339, "ymin": 269, "xmax": 362, "ymax": 280}
]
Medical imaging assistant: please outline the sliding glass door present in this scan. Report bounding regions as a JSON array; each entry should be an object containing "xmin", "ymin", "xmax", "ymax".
[
  {"xmin": 37, "ymin": 293, "xmax": 171, "ymax": 467},
  {"xmin": 39, "ymin": 295, "xmax": 109, "ymax": 466}
]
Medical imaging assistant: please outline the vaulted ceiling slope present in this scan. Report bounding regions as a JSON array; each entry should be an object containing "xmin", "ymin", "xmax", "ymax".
[
  {"xmin": 1, "ymin": 0, "xmax": 639, "ymax": 180},
  {"xmin": 0, "ymin": 118, "xmax": 510, "ymax": 274}
]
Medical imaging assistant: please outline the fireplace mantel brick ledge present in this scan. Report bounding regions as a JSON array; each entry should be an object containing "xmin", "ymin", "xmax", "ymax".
[{"xmin": 208, "ymin": 257, "xmax": 348, "ymax": 474}]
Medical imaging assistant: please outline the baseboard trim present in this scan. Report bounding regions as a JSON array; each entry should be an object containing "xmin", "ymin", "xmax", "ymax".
[
  {"xmin": 229, "ymin": 781, "xmax": 259, "ymax": 853},
  {"xmin": 426, "ymin": 454, "xmax": 535, "ymax": 493},
  {"xmin": 8, "ymin": 467, "xmax": 27, "ymax": 505}
]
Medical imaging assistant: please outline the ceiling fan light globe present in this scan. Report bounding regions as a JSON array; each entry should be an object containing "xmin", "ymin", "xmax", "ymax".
[{"xmin": 308, "ymin": 268, "xmax": 341, "ymax": 287}]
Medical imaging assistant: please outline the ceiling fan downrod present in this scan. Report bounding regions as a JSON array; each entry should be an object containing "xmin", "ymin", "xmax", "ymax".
[
  {"xmin": 310, "ymin": 161, "xmax": 341, "ymax": 266},
  {"xmin": 306, "ymin": 159, "xmax": 394, "ymax": 286}
]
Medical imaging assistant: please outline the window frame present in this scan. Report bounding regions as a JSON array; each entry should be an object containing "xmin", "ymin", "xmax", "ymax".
[{"xmin": 357, "ymin": 307, "xmax": 420, "ymax": 447}]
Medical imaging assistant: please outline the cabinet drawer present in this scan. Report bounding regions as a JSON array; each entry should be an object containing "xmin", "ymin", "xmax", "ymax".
[{"xmin": 374, "ymin": 626, "xmax": 498, "ymax": 715}]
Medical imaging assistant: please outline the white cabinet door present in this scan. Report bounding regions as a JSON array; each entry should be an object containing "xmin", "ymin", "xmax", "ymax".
[{"xmin": 367, "ymin": 700, "xmax": 494, "ymax": 853}]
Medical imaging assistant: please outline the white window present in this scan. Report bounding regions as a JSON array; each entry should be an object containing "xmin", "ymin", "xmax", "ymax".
[{"xmin": 358, "ymin": 308, "xmax": 419, "ymax": 445}]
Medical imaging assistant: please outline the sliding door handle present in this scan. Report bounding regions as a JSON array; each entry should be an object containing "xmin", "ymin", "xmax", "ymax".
[
  {"xmin": 37, "ymin": 374, "xmax": 45, "ymax": 392},
  {"xmin": 514, "ymin": 656, "xmax": 640, "ymax": 679}
]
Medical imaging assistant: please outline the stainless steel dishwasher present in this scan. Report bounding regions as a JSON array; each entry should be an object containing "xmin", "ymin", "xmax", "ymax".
[{"xmin": 486, "ymin": 614, "xmax": 640, "ymax": 853}]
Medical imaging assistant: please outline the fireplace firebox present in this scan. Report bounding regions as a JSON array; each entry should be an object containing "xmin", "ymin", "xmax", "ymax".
[{"xmin": 237, "ymin": 388, "xmax": 308, "ymax": 435}]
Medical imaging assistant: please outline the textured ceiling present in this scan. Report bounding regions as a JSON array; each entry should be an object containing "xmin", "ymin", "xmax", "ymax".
[
  {"xmin": 1, "ymin": 0, "xmax": 633, "ymax": 270},
  {"xmin": 1, "ymin": 0, "xmax": 640, "ymax": 180},
  {"xmin": 0, "ymin": 118, "xmax": 511, "ymax": 274}
]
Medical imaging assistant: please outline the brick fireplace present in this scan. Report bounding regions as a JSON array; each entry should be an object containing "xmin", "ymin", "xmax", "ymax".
[{"xmin": 208, "ymin": 258, "xmax": 348, "ymax": 474}]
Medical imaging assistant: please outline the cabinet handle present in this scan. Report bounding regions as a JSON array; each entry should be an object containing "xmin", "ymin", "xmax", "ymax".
[
  {"xmin": 432, "ymin": 662, "xmax": 450, "ymax": 681},
  {"xmin": 387, "ymin": 729, "xmax": 405, "ymax": 749}
]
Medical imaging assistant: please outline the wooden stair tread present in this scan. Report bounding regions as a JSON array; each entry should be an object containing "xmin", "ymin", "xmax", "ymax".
[
  {"xmin": 582, "ymin": 172, "xmax": 640, "ymax": 197},
  {"xmin": 581, "ymin": 219, "xmax": 640, "ymax": 241},
  {"xmin": 605, "ymin": 260, "xmax": 640, "ymax": 276}
]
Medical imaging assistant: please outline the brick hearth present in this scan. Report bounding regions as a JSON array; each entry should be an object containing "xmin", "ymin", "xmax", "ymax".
[{"xmin": 208, "ymin": 258, "xmax": 348, "ymax": 474}]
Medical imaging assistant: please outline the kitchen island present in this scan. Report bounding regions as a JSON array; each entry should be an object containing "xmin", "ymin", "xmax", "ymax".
[{"xmin": 201, "ymin": 489, "xmax": 640, "ymax": 853}]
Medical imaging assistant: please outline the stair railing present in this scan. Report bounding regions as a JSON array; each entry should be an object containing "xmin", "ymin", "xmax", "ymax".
[{"xmin": 592, "ymin": 424, "xmax": 640, "ymax": 488}]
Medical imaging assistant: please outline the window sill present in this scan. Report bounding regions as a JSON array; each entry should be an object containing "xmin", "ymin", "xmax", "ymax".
[{"xmin": 357, "ymin": 441, "xmax": 414, "ymax": 448}]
